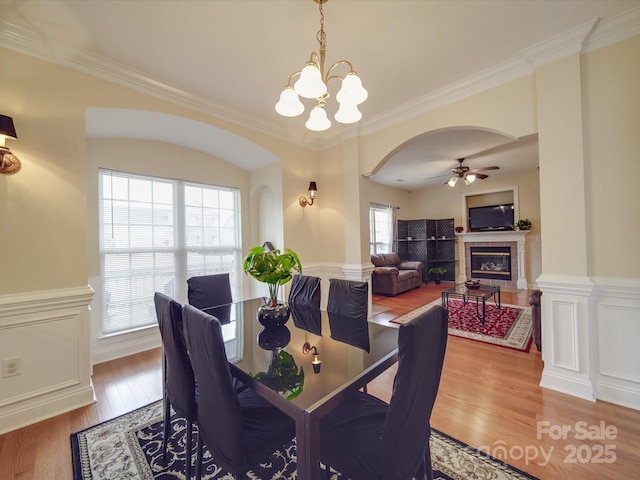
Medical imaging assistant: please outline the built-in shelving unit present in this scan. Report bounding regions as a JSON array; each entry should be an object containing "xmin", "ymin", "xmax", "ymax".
[{"xmin": 397, "ymin": 218, "xmax": 455, "ymax": 283}]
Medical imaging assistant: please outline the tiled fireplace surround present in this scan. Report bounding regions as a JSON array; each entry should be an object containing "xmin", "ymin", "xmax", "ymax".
[{"xmin": 456, "ymin": 231, "xmax": 529, "ymax": 290}]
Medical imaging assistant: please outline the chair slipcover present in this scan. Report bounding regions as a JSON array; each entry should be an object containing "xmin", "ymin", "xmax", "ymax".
[
  {"xmin": 327, "ymin": 278, "xmax": 368, "ymax": 319},
  {"xmin": 320, "ymin": 305, "xmax": 449, "ymax": 480},
  {"xmin": 187, "ymin": 273, "xmax": 233, "ymax": 310},
  {"xmin": 154, "ymin": 292, "xmax": 197, "ymax": 478},
  {"xmin": 327, "ymin": 279, "xmax": 370, "ymax": 351},
  {"xmin": 288, "ymin": 274, "xmax": 321, "ymax": 309},
  {"xmin": 182, "ymin": 304, "xmax": 295, "ymax": 478}
]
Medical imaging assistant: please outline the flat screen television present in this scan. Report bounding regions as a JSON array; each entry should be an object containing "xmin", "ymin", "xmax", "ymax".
[{"xmin": 468, "ymin": 204, "xmax": 514, "ymax": 232}]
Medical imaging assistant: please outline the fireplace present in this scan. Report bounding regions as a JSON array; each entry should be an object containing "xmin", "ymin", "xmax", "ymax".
[
  {"xmin": 470, "ymin": 246, "xmax": 512, "ymax": 281},
  {"xmin": 457, "ymin": 231, "xmax": 528, "ymax": 290}
]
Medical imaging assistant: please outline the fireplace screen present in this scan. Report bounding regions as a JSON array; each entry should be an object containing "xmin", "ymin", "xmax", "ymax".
[{"xmin": 470, "ymin": 246, "xmax": 512, "ymax": 280}]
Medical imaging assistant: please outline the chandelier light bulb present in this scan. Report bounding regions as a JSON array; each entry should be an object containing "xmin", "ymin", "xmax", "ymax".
[
  {"xmin": 294, "ymin": 63, "xmax": 327, "ymax": 99},
  {"xmin": 448, "ymin": 177, "xmax": 458, "ymax": 187},
  {"xmin": 336, "ymin": 72, "xmax": 368, "ymax": 105},
  {"xmin": 305, "ymin": 105, "xmax": 331, "ymax": 131},
  {"xmin": 334, "ymin": 102, "xmax": 362, "ymax": 124},
  {"xmin": 275, "ymin": 86, "xmax": 305, "ymax": 117}
]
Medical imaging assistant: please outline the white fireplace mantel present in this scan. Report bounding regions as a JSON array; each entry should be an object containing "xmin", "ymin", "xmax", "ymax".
[{"xmin": 457, "ymin": 231, "xmax": 529, "ymax": 289}]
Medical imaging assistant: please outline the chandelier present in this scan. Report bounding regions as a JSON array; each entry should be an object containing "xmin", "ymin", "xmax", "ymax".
[{"xmin": 275, "ymin": 0, "xmax": 368, "ymax": 132}]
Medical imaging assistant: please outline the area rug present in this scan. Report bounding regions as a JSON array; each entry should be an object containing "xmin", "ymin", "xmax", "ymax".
[
  {"xmin": 71, "ymin": 400, "xmax": 539, "ymax": 480},
  {"xmin": 391, "ymin": 299, "xmax": 533, "ymax": 352}
]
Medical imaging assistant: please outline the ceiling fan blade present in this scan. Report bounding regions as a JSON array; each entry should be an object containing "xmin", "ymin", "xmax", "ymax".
[
  {"xmin": 468, "ymin": 166, "xmax": 499, "ymax": 172},
  {"xmin": 473, "ymin": 173, "xmax": 489, "ymax": 179},
  {"xmin": 424, "ymin": 173, "xmax": 453, "ymax": 181}
]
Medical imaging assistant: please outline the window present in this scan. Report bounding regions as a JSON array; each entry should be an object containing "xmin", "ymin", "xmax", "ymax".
[
  {"xmin": 99, "ymin": 169, "xmax": 241, "ymax": 336},
  {"xmin": 369, "ymin": 204, "xmax": 394, "ymax": 254}
]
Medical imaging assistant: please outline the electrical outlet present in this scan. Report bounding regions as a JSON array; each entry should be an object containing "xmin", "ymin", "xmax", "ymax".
[{"xmin": 3, "ymin": 357, "xmax": 21, "ymax": 378}]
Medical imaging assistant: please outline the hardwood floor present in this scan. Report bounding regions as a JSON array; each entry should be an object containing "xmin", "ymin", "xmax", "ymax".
[{"xmin": 1, "ymin": 284, "xmax": 638, "ymax": 479}]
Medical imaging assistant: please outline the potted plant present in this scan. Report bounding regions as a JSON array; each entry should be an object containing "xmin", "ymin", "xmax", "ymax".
[
  {"xmin": 511, "ymin": 219, "xmax": 532, "ymax": 231},
  {"xmin": 242, "ymin": 246, "xmax": 302, "ymax": 326},
  {"xmin": 428, "ymin": 266, "xmax": 447, "ymax": 284}
]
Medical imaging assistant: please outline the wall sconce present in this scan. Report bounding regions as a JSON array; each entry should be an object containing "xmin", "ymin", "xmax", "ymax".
[
  {"xmin": 299, "ymin": 181, "xmax": 317, "ymax": 207},
  {"xmin": 0, "ymin": 115, "xmax": 21, "ymax": 175},
  {"xmin": 302, "ymin": 341, "xmax": 321, "ymax": 373}
]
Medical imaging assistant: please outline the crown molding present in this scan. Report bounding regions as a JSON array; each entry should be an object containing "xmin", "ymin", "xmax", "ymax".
[
  {"xmin": 2, "ymin": 6, "xmax": 640, "ymax": 150},
  {"xmin": 360, "ymin": 7, "xmax": 640, "ymax": 137},
  {"xmin": 0, "ymin": 19, "xmax": 293, "ymax": 144}
]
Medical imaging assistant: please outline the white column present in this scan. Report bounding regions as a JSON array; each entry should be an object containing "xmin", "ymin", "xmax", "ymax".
[{"xmin": 516, "ymin": 237, "xmax": 528, "ymax": 289}]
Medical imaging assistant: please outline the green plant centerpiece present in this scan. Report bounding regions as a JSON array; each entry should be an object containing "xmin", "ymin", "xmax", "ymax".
[
  {"xmin": 511, "ymin": 219, "xmax": 532, "ymax": 231},
  {"xmin": 242, "ymin": 246, "xmax": 302, "ymax": 327},
  {"xmin": 428, "ymin": 266, "xmax": 447, "ymax": 284},
  {"xmin": 251, "ymin": 349, "xmax": 304, "ymax": 401}
]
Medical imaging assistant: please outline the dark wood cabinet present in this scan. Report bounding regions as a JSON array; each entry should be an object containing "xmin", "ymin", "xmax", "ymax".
[{"xmin": 397, "ymin": 218, "xmax": 455, "ymax": 283}]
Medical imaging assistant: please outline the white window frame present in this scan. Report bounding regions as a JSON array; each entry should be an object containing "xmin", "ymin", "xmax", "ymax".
[
  {"xmin": 369, "ymin": 204, "xmax": 394, "ymax": 254},
  {"xmin": 98, "ymin": 169, "xmax": 242, "ymax": 337}
]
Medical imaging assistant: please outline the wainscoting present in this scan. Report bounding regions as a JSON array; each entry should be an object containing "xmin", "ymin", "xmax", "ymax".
[
  {"xmin": 0, "ymin": 286, "xmax": 95, "ymax": 435},
  {"xmin": 538, "ymin": 275, "xmax": 640, "ymax": 410}
]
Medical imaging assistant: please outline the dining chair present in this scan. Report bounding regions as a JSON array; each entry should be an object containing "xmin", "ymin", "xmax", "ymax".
[
  {"xmin": 187, "ymin": 273, "xmax": 233, "ymax": 310},
  {"xmin": 288, "ymin": 274, "xmax": 321, "ymax": 308},
  {"xmin": 327, "ymin": 278, "xmax": 368, "ymax": 319},
  {"xmin": 154, "ymin": 292, "xmax": 198, "ymax": 480},
  {"xmin": 182, "ymin": 304, "xmax": 296, "ymax": 479},
  {"xmin": 319, "ymin": 304, "xmax": 449, "ymax": 480}
]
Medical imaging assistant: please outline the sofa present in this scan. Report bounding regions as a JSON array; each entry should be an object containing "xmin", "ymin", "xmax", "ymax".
[{"xmin": 370, "ymin": 253, "xmax": 424, "ymax": 296}]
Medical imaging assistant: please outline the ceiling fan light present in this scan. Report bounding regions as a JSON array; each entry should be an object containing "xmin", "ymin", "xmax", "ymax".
[
  {"xmin": 336, "ymin": 72, "xmax": 368, "ymax": 105},
  {"xmin": 294, "ymin": 63, "xmax": 327, "ymax": 99},
  {"xmin": 448, "ymin": 177, "xmax": 458, "ymax": 187},
  {"xmin": 465, "ymin": 174, "xmax": 476, "ymax": 185},
  {"xmin": 305, "ymin": 105, "xmax": 331, "ymax": 131},
  {"xmin": 334, "ymin": 102, "xmax": 362, "ymax": 124},
  {"xmin": 275, "ymin": 86, "xmax": 305, "ymax": 117}
]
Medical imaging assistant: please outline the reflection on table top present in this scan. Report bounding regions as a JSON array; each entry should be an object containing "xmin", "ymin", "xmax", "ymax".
[{"xmin": 202, "ymin": 297, "xmax": 399, "ymax": 413}]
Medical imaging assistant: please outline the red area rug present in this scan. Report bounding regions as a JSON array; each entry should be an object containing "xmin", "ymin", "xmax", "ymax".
[{"xmin": 391, "ymin": 299, "xmax": 533, "ymax": 352}]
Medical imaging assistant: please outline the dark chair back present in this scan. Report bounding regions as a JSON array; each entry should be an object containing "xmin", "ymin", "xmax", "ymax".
[
  {"xmin": 382, "ymin": 305, "xmax": 448, "ymax": 479},
  {"xmin": 187, "ymin": 273, "xmax": 233, "ymax": 310},
  {"xmin": 327, "ymin": 278, "xmax": 368, "ymax": 320},
  {"xmin": 182, "ymin": 304, "xmax": 246, "ymax": 474},
  {"xmin": 288, "ymin": 274, "xmax": 321, "ymax": 308},
  {"xmin": 154, "ymin": 292, "xmax": 197, "ymax": 418}
]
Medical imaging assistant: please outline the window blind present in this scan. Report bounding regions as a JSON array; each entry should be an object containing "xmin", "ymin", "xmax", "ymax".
[{"xmin": 99, "ymin": 169, "xmax": 241, "ymax": 336}]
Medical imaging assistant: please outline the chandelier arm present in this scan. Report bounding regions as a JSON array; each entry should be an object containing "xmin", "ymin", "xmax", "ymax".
[
  {"xmin": 324, "ymin": 60, "xmax": 355, "ymax": 83},
  {"xmin": 285, "ymin": 71, "xmax": 302, "ymax": 87}
]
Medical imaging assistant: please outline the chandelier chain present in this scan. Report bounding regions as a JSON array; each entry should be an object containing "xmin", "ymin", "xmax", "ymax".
[{"xmin": 316, "ymin": 1, "xmax": 327, "ymax": 77}]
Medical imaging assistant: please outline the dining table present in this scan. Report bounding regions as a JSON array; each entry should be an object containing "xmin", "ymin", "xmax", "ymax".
[{"xmin": 203, "ymin": 297, "xmax": 400, "ymax": 480}]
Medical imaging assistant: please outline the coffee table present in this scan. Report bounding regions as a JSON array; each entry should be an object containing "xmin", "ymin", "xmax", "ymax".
[{"xmin": 441, "ymin": 283, "xmax": 501, "ymax": 325}]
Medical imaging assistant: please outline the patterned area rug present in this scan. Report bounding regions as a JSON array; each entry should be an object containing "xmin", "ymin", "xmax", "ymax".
[
  {"xmin": 391, "ymin": 299, "xmax": 533, "ymax": 352},
  {"xmin": 71, "ymin": 400, "xmax": 539, "ymax": 480}
]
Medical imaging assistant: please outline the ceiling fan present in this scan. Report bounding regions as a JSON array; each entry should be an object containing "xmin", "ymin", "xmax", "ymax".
[{"xmin": 446, "ymin": 158, "xmax": 499, "ymax": 187}]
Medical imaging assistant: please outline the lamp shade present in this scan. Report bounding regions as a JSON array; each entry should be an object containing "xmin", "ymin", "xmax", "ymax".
[
  {"xmin": 294, "ymin": 63, "xmax": 327, "ymax": 99},
  {"xmin": 305, "ymin": 105, "xmax": 331, "ymax": 131},
  {"xmin": 0, "ymin": 115, "xmax": 17, "ymax": 140},
  {"xmin": 336, "ymin": 72, "xmax": 368, "ymax": 105},
  {"xmin": 334, "ymin": 102, "xmax": 362, "ymax": 124},
  {"xmin": 308, "ymin": 182, "xmax": 317, "ymax": 197},
  {"xmin": 275, "ymin": 87, "xmax": 305, "ymax": 117}
]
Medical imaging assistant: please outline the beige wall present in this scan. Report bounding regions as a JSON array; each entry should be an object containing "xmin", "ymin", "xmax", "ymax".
[
  {"xmin": 0, "ymin": 47, "xmax": 321, "ymax": 296},
  {"xmin": 582, "ymin": 35, "xmax": 640, "ymax": 278}
]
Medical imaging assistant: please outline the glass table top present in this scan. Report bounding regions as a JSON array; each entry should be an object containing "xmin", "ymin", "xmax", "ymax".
[{"xmin": 202, "ymin": 298, "xmax": 399, "ymax": 412}]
